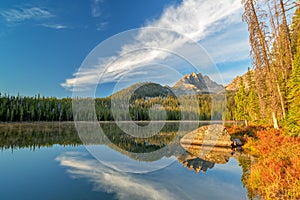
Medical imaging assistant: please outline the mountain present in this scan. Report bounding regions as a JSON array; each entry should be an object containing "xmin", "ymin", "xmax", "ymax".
[
  {"xmin": 225, "ymin": 70, "xmax": 254, "ymax": 91},
  {"xmin": 111, "ymin": 72, "xmax": 224, "ymax": 98},
  {"xmin": 172, "ymin": 72, "xmax": 224, "ymax": 95},
  {"xmin": 111, "ymin": 82, "xmax": 174, "ymax": 99}
]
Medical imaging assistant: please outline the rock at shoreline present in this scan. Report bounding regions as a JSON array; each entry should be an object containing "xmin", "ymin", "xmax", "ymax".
[
  {"xmin": 180, "ymin": 124, "xmax": 232, "ymax": 147},
  {"xmin": 180, "ymin": 124, "xmax": 233, "ymax": 164},
  {"xmin": 232, "ymin": 138, "xmax": 243, "ymax": 147}
]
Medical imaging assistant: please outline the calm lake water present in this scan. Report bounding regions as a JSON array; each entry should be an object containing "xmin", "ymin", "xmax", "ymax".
[{"xmin": 0, "ymin": 122, "xmax": 249, "ymax": 200}]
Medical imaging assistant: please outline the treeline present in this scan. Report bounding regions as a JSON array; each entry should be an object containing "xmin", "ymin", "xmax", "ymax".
[
  {"xmin": 0, "ymin": 94, "xmax": 73, "ymax": 121},
  {"xmin": 0, "ymin": 92, "xmax": 235, "ymax": 122},
  {"xmin": 238, "ymin": 0, "xmax": 300, "ymax": 135},
  {"xmin": 0, "ymin": 122, "xmax": 178, "ymax": 154}
]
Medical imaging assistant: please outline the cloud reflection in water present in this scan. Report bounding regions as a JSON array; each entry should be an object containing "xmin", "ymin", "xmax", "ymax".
[
  {"xmin": 56, "ymin": 151, "xmax": 248, "ymax": 200},
  {"xmin": 56, "ymin": 152, "xmax": 176, "ymax": 200}
]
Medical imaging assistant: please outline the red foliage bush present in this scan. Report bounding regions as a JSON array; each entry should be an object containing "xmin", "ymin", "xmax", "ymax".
[{"xmin": 246, "ymin": 129, "xmax": 300, "ymax": 199}]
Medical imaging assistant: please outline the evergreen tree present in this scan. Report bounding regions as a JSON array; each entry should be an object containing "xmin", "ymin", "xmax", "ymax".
[
  {"xmin": 247, "ymin": 69, "xmax": 260, "ymax": 122},
  {"xmin": 6, "ymin": 108, "xmax": 10, "ymax": 121},
  {"xmin": 285, "ymin": 6, "xmax": 300, "ymax": 136},
  {"xmin": 234, "ymin": 78, "xmax": 249, "ymax": 124},
  {"xmin": 286, "ymin": 48, "xmax": 300, "ymax": 136}
]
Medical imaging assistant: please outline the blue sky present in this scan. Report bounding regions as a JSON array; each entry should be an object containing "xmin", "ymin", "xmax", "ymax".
[{"xmin": 0, "ymin": 0, "xmax": 251, "ymax": 98}]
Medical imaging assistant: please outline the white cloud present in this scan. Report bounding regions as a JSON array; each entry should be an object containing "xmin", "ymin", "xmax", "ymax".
[
  {"xmin": 0, "ymin": 7, "xmax": 54, "ymax": 22},
  {"xmin": 56, "ymin": 152, "xmax": 176, "ymax": 200},
  {"xmin": 62, "ymin": 0, "xmax": 249, "ymax": 91},
  {"xmin": 40, "ymin": 23, "xmax": 68, "ymax": 29},
  {"xmin": 147, "ymin": 0, "xmax": 242, "ymax": 41},
  {"xmin": 96, "ymin": 21, "xmax": 108, "ymax": 31},
  {"xmin": 91, "ymin": 0, "xmax": 104, "ymax": 17}
]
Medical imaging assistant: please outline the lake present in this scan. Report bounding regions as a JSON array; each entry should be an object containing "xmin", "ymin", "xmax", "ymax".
[{"xmin": 0, "ymin": 122, "xmax": 249, "ymax": 200}]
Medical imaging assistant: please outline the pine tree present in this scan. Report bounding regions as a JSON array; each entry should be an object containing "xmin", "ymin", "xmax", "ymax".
[
  {"xmin": 247, "ymin": 69, "xmax": 260, "ymax": 122},
  {"xmin": 286, "ymin": 47, "xmax": 300, "ymax": 136},
  {"xmin": 234, "ymin": 78, "xmax": 249, "ymax": 124},
  {"xmin": 286, "ymin": 59, "xmax": 300, "ymax": 135},
  {"xmin": 6, "ymin": 108, "xmax": 10, "ymax": 121},
  {"xmin": 285, "ymin": 5, "xmax": 300, "ymax": 136}
]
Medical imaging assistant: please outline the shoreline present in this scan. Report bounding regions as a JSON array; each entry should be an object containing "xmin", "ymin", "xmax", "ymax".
[{"xmin": 0, "ymin": 120, "xmax": 245, "ymax": 124}]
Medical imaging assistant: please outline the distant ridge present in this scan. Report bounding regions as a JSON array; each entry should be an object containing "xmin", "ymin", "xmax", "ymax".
[
  {"xmin": 111, "ymin": 82, "xmax": 174, "ymax": 99},
  {"xmin": 225, "ymin": 70, "xmax": 255, "ymax": 91}
]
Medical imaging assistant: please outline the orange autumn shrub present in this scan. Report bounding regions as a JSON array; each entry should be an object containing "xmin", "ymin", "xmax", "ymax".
[
  {"xmin": 225, "ymin": 125, "xmax": 265, "ymax": 137},
  {"xmin": 246, "ymin": 129, "xmax": 300, "ymax": 200}
]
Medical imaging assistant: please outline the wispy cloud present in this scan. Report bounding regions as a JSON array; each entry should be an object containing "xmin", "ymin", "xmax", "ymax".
[
  {"xmin": 209, "ymin": 66, "xmax": 249, "ymax": 85},
  {"xmin": 96, "ymin": 21, "xmax": 108, "ymax": 31},
  {"xmin": 62, "ymin": 0, "xmax": 248, "ymax": 91},
  {"xmin": 0, "ymin": 7, "xmax": 54, "ymax": 22},
  {"xmin": 56, "ymin": 152, "xmax": 176, "ymax": 200},
  {"xmin": 39, "ymin": 23, "xmax": 68, "ymax": 30},
  {"xmin": 201, "ymin": 23, "xmax": 250, "ymax": 64},
  {"xmin": 91, "ymin": 0, "xmax": 104, "ymax": 17}
]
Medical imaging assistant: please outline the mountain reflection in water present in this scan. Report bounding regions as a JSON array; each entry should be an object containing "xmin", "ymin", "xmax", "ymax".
[{"xmin": 0, "ymin": 122, "xmax": 238, "ymax": 173}]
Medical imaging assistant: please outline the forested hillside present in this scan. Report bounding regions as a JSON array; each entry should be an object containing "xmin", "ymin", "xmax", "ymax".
[
  {"xmin": 236, "ymin": 0, "xmax": 300, "ymax": 135},
  {"xmin": 234, "ymin": 1, "xmax": 300, "ymax": 199}
]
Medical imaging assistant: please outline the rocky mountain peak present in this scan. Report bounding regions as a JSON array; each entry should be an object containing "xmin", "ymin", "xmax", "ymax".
[
  {"xmin": 191, "ymin": 72, "xmax": 197, "ymax": 77},
  {"xmin": 172, "ymin": 72, "xmax": 224, "ymax": 95}
]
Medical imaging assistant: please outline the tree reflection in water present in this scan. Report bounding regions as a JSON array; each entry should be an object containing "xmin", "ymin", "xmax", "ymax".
[{"xmin": 0, "ymin": 122, "xmax": 238, "ymax": 173}]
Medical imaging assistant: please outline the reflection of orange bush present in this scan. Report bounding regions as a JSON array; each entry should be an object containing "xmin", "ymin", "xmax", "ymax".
[
  {"xmin": 226, "ymin": 125, "xmax": 265, "ymax": 137},
  {"xmin": 246, "ymin": 129, "xmax": 300, "ymax": 200}
]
